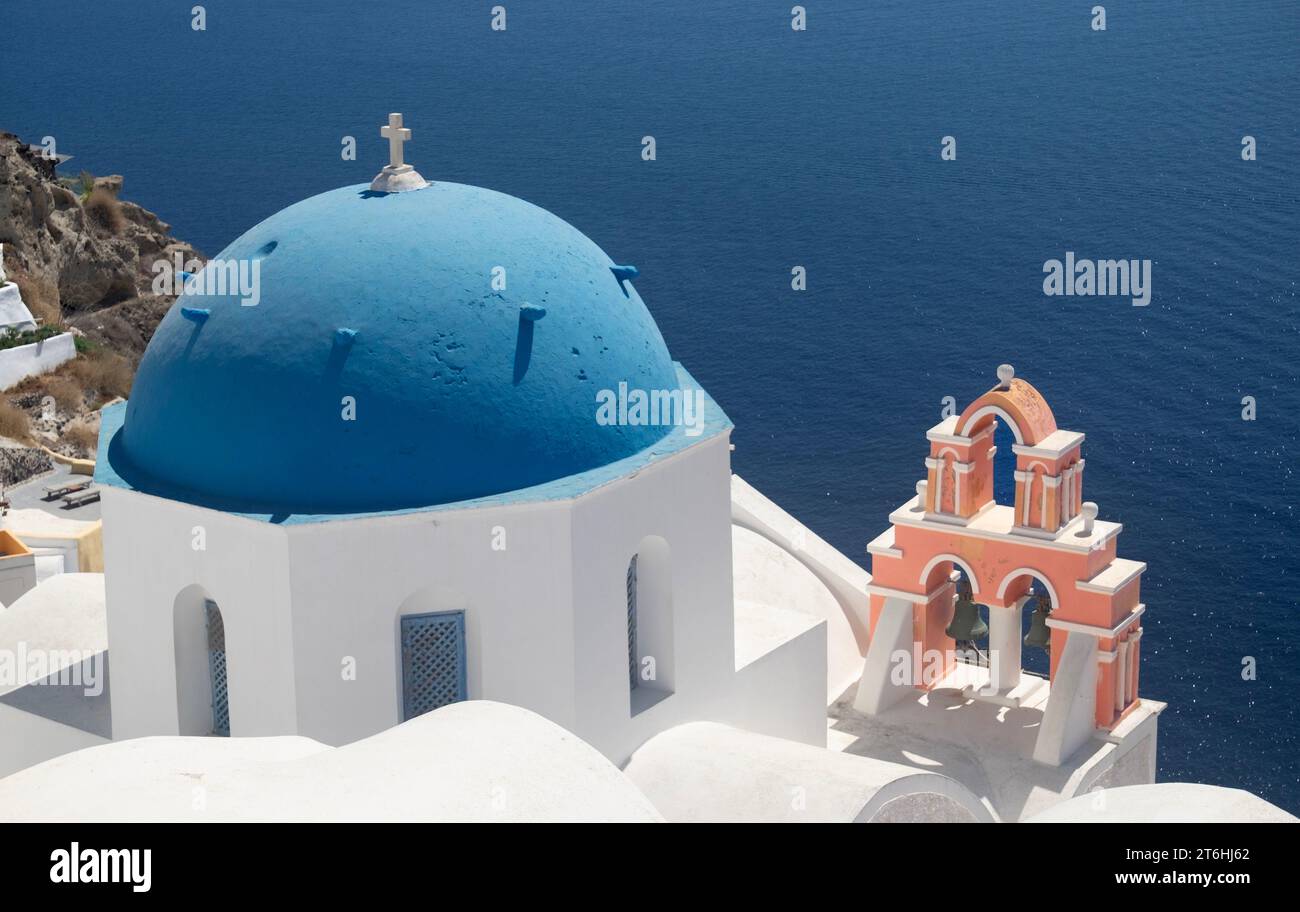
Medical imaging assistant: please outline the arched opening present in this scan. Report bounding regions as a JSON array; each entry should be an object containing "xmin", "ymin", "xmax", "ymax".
[
  {"xmin": 916, "ymin": 557, "xmax": 989, "ymax": 668},
  {"xmin": 992, "ymin": 419, "xmax": 1019, "ymax": 508},
  {"xmin": 628, "ymin": 535, "xmax": 673, "ymax": 713},
  {"xmin": 173, "ymin": 584, "xmax": 229, "ymax": 736},
  {"xmin": 946, "ymin": 569, "xmax": 990, "ymax": 668},
  {"xmin": 959, "ymin": 405, "xmax": 1025, "ymax": 446},
  {"xmin": 397, "ymin": 588, "xmax": 468, "ymax": 721},
  {"xmin": 995, "ymin": 569, "xmax": 1058, "ymax": 679},
  {"xmin": 919, "ymin": 554, "xmax": 980, "ymax": 594}
]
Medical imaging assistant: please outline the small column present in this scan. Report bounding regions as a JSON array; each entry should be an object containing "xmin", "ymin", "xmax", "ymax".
[
  {"xmin": 986, "ymin": 602, "xmax": 1022, "ymax": 693},
  {"xmin": 1072, "ymin": 467, "xmax": 1082, "ymax": 518},
  {"xmin": 1042, "ymin": 475, "xmax": 1060, "ymax": 532},
  {"xmin": 923, "ymin": 459, "xmax": 940, "ymax": 512},
  {"xmin": 1128, "ymin": 631, "xmax": 1138, "ymax": 701},
  {"xmin": 1013, "ymin": 470, "xmax": 1031, "ymax": 526}
]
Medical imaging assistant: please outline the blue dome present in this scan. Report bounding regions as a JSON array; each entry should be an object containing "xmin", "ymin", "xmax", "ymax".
[{"xmin": 117, "ymin": 181, "xmax": 679, "ymax": 513}]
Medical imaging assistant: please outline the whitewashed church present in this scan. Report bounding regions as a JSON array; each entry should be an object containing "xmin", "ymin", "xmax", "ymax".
[
  {"xmin": 0, "ymin": 117, "xmax": 1290, "ymax": 823},
  {"xmin": 89, "ymin": 113, "xmax": 833, "ymax": 766}
]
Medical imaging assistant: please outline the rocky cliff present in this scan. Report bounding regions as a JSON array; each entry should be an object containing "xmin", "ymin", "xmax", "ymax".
[
  {"xmin": 0, "ymin": 131, "xmax": 204, "ymax": 469},
  {"xmin": 0, "ymin": 131, "xmax": 203, "ymax": 359}
]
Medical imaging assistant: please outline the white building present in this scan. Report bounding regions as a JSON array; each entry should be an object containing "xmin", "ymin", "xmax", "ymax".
[
  {"xmin": 0, "ymin": 244, "xmax": 77, "ymax": 388},
  {"xmin": 89, "ymin": 119, "xmax": 830, "ymax": 767}
]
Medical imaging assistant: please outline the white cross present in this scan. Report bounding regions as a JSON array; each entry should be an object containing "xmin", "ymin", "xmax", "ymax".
[{"xmin": 381, "ymin": 113, "xmax": 412, "ymax": 169}]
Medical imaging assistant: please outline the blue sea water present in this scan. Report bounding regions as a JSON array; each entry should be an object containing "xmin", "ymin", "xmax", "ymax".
[{"xmin": 3, "ymin": 0, "xmax": 1298, "ymax": 810}]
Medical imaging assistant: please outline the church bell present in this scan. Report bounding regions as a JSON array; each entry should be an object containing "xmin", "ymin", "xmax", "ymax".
[
  {"xmin": 945, "ymin": 581, "xmax": 988, "ymax": 642},
  {"xmin": 1023, "ymin": 595, "xmax": 1053, "ymax": 651}
]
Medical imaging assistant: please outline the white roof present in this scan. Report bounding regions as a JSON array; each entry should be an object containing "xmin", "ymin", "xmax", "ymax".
[
  {"xmin": 624, "ymin": 721, "xmax": 995, "ymax": 823},
  {"xmin": 0, "ymin": 573, "xmax": 106, "ymax": 696},
  {"xmin": 2, "ymin": 508, "xmax": 100, "ymax": 540},
  {"xmin": 0, "ymin": 700, "xmax": 664, "ymax": 822},
  {"xmin": 1025, "ymin": 783, "xmax": 1296, "ymax": 823}
]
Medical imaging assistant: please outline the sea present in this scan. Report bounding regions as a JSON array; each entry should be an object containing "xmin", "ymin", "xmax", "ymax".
[{"xmin": 3, "ymin": 0, "xmax": 1297, "ymax": 811}]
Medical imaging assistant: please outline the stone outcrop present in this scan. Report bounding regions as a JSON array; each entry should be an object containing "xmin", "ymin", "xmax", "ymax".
[
  {"xmin": 0, "ymin": 440, "xmax": 53, "ymax": 487},
  {"xmin": 0, "ymin": 131, "xmax": 204, "ymax": 463},
  {"xmin": 0, "ymin": 131, "xmax": 203, "ymax": 351}
]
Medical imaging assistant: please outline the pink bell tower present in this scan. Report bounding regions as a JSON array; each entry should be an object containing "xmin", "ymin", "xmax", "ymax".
[{"xmin": 858, "ymin": 365, "xmax": 1152, "ymax": 766}]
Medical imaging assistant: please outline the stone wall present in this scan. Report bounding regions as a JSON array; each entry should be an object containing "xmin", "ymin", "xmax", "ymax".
[{"xmin": 0, "ymin": 444, "xmax": 53, "ymax": 487}]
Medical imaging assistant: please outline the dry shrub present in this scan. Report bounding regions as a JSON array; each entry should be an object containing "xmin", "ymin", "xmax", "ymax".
[
  {"xmin": 84, "ymin": 188, "xmax": 125, "ymax": 234},
  {"xmin": 45, "ymin": 374, "xmax": 84, "ymax": 413},
  {"xmin": 69, "ymin": 350, "xmax": 134, "ymax": 403},
  {"xmin": 11, "ymin": 271, "xmax": 61, "ymax": 325},
  {"xmin": 62, "ymin": 416, "xmax": 101, "ymax": 454},
  {"xmin": 0, "ymin": 400, "xmax": 30, "ymax": 442}
]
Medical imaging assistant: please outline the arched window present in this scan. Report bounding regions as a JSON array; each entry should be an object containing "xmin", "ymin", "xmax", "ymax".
[
  {"xmin": 992, "ymin": 420, "xmax": 1019, "ymax": 507},
  {"xmin": 205, "ymin": 600, "xmax": 229, "ymax": 736},
  {"xmin": 626, "ymin": 555, "xmax": 638, "ymax": 691},
  {"xmin": 628, "ymin": 536, "xmax": 674, "ymax": 713},
  {"xmin": 173, "ymin": 586, "xmax": 229, "ymax": 736}
]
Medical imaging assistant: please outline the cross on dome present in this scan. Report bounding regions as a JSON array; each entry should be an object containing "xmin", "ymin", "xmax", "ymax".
[
  {"xmin": 370, "ymin": 111, "xmax": 429, "ymax": 193},
  {"xmin": 381, "ymin": 113, "xmax": 411, "ymax": 169}
]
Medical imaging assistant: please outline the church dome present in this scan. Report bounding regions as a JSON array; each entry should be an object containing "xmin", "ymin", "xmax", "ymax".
[{"xmin": 116, "ymin": 181, "xmax": 680, "ymax": 514}]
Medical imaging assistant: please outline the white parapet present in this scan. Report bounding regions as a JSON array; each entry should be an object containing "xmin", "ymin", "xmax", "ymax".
[
  {"xmin": 853, "ymin": 596, "xmax": 915, "ymax": 715},
  {"xmin": 1032, "ymin": 628, "xmax": 1099, "ymax": 766},
  {"xmin": 0, "ymin": 331, "xmax": 77, "ymax": 391}
]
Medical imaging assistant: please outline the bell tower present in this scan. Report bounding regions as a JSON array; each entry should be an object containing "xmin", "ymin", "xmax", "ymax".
[{"xmin": 858, "ymin": 365, "xmax": 1157, "ymax": 768}]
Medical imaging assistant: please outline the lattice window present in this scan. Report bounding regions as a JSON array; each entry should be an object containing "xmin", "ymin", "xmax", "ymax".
[
  {"xmin": 627, "ymin": 555, "xmax": 638, "ymax": 690},
  {"xmin": 401, "ymin": 611, "xmax": 467, "ymax": 721},
  {"xmin": 205, "ymin": 599, "xmax": 230, "ymax": 737}
]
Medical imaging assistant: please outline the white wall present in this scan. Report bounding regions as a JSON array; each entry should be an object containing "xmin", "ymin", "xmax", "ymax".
[
  {"xmin": 284, "ymin": 499, "xmax": 578, "ymax": 746},
  {"xmin": 0, "ymin": 332, "xmax": 76, "ymax": 391},
  {"xmin": 102, "ymin": 431, "xmax": 826, "ymax": 769},
  {"xmin": 284, "ymin": 433, "xmax": 755, "ymax": 760},
  {"xmin": 21, "ymin": 542, "xmax": 76, "ymax": 583},
  {"xmin": 0, "ymin": 553, "xmax": 36, "ymax": 608},
  {"xmin": 567, "ymin": 433, "xmax": 825, "ymax": 765},
  {"xmin": 101, "ymin": 487, "xmax": 297, "ymax": 740}
]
